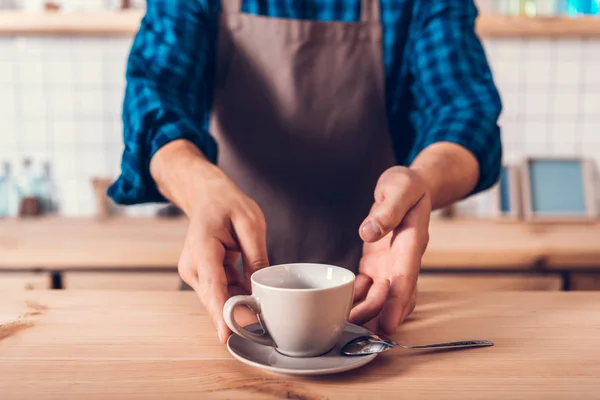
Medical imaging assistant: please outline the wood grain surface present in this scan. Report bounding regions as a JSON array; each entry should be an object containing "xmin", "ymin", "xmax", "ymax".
[
  {"xmin": 1, "ymin": 291, "xmax": 599, "ymax": 399},
  {"xmin": 1, "ymin": 217, "xmax": 599, "ymax": 270},
  {"xmin": 0, "ymin": 272, "xmax": 51, "ymax": 291},
  {"xmin": 62, "ymin": 271, "xmax": 182, "ymax": 291},
  {"xmin": 418, "ymin": 273, "xmax": 563, "ymax": 291},
  {"xmin": 570, "ymin": 273, "xmax": 600, "ymax": 290}
]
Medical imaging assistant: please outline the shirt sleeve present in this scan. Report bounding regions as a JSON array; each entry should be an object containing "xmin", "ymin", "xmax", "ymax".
[
  {"xmin": 406, "ymin": 0, "xmax": 503, "ymax": 195},
  {"xmin": 107, "ymin": 0, "xmax": 219, "ymax": 205}
]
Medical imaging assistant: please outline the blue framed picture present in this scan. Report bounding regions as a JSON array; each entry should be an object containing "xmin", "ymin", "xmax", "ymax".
[{"xmin": 522, "ymin": 157, "xmax": 598, "ymax": 221}]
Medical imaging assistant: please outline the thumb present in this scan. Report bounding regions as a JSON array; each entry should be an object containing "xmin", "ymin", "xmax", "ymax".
[
  {"xmin": 193, "ymin": 237, "xmax": 232, "ymax": 344},
  {"xmin": 234, "ymin": 212, "xmax": 270, "ymax": 284},
  {"xmin": 360, "ymin": 176, "xmax": 422, "ymax": 243}
]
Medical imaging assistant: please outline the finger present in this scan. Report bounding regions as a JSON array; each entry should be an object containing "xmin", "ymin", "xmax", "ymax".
[
  {"xmin": 400, "ymin": 289, "xmax": 417, "ymax": 322},
  {"xmin": 360, "ymin": 171, "xmax": 424, "ymax": 243},
  {"xmin": 223, "ymin": 251, "xmax": 243, "ymax": 286},
  {"xmin": 348, "ymin": 278, "xmax": 389, "ymax": 326},
  {"xmin": 379, "ymin": 199, "xmax": 429, "ymax": 335},
  {"xmin": 358, "ymin": 246, "xmax": 387, "ymax": 277},
  {"xmin": 233, "ymin": 207, "xmax": 270, "ymax": 284},
  {"xmin": 194, "ymin": 236, "xmax": 232, "ymax": 344},
  {"xmin": 379, "ymin": 274, "xmax": 417, "ymax": 334},
  {"xmin": 353, "ymin": 274, "xmax": 372, "ymax": 304}
]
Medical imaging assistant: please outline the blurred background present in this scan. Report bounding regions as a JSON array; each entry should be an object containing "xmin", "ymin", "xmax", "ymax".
[{"xmin": 0, "ymin": 0, "xmax": 599, "ymax": 292}]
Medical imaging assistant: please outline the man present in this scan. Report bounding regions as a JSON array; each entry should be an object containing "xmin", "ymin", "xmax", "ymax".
[{"xmin": 108, "ymin": 0, "xmax": 502, "ymax": 344}]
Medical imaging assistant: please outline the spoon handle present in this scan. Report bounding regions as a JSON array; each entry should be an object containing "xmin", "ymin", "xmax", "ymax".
[{"xmin": 400, "ymin": 340, "xmax": 494, "ymax": 350}]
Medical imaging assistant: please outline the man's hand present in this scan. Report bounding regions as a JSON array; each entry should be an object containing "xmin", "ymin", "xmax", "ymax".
[
  {"xmin": 150, "ymin": 140, "xmax": 269, "ymax": 344},
  {"xmin": 349, "ymin": 166, "xmax": 431, "ymax": 335},
  {"xmin": 349, "ymin": 142, "xmax": 480, "ymax": 334}
]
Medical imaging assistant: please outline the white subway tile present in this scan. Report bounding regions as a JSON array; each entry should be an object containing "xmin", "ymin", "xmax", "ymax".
[
  {"xmin": 78, "ymin": 89, "xmax": 105, "ymax": 119},
  {"xmin": 492, "ymin": 62, "xmax": 521, "ymax": 86},
  {"xmin": 583, "ymin": 92, "xmax": 600, "ymax": 117},
  {"xmin": 16, "ymin": 61, "xmax": 45, "ymax": 86},
  {"xmin": 523, "ymin": 120, "xmax": 550, "ymax": 147},
  {"xmin": 57, "ymin": 180, "xmax": 83, "ymax": 217},
  {"xmin": 20, "ymin": 91, "xmax": 48, "ymax": 119},
  {"xmin": 524, "ymin": 61, "xmax": 552, "ymax": 86},
  {"xmin": 526, "ymin": 39, "xmax": 553, "ymax": 61},
  {"xmin": 583, "ymin": 40, "xmax": 600, "ymax": 61},
  {"xmin": 523, "ymin": 91, "xmax": 550, "ymax": 116},
  {"xmin": 0, "ymin": 90, "xmax": 17, "ymax": 117},
  {"xmin": 12, "ymin": 38, "xmax": 45, "ymax": 61},
  {"xmin": 43, "ymin": 38, "xmax": 74, "ymax": 58},
  {"xmin": 104, "ymin": 38, "xmax": 134, "ymax": 59},
  {"xmin": 49, "ymin": 91, "xmax": 77, "ymax": 118},
  {"xmin": 494, "ymin": 40, "xmax": 522, "ymax": 63},
  {"xmin": 80, "ymin": 149, "xmax": 109, "ymax": 178},
  {"xmin": 523, "ymin": 139, "xmax": 548, "ymax": 157},
  {"xmin": 555, "ymin": 39, "xmax": 583, "ymax": 60},
  {"xmin": 581, "ymin": 140, "xmax": 600, "ymax": 161},
  {"xmin": 583, "ymin": 60, "xmax": 600, "ymax": 86},
  {"xmin": 79, "ymin": 121, "xmax": 108, "ymax": 146},
  {"xmin": 582, "ymin": 122, "xmax": 600, "ymax": 146},
  {"xmin": 550, "ymin": 121, "xmax": 579, "ymax": 156},
  {"xmin": 104, "ymin": 89, "xmax": 124, "ymax": 118},
  {"xmin": 0, "ymin": 119, "xmax": 18, "ymax": 144},
  {"xmin": 555, "ymin": 61, "xmax": 582, "ymax": 86},
  {"xmin": 52, "ymin": 121, "xmax": 79, "ymax": 147},
  {"xmin": 74, "ymin": 62, "xmax": 104, "ymax": 87},
  {"xmin": 103, "ymin": 60, "xmax": 127, "ymax": 86},
  {"xmin": 551, "ymin": 88, "xmax": 581, "ymax": 116},
  {"xmin": 0, "ymin": 62, "xmax": 14, "ymax": 85},
  {"xmin": 46, "ymin": 61, "xmax": 74, "ymax": 87},
  {"xmin": 21, "ymin": 121, "xmax": 49, "ymax": 150},
  {"xmin": 104, "ymin": 120, "xmax": 123, "ymax": 145},
  {"xmin": 498, "ymin": 88, "xmax": 521, "ymax": 117},
  {"xmin": 106, "ymin": 145, "xmax": 124, "ymax": 177},
  {"xmin": 78, "ymin": 187, "xmax": 97, "ymax": 217},
  {"xmin": 0, "ymin": 39, "xmax": 14, "ymax": 62}
]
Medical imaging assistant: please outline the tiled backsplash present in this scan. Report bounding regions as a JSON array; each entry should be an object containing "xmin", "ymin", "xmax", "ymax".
[{"xmin": 0, "ymin": 35, "xmax": 599, "ymax": 217}]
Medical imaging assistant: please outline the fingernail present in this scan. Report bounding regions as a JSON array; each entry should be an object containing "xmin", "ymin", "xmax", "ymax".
[{"xmin": 361, "ymin": 220, "xmax": 382, "ymax": 241}]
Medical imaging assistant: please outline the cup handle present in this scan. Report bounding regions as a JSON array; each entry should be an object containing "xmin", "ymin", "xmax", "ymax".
[{"xmin": 223, "ymin": 295, "xmax": 276, "ymax": 347}]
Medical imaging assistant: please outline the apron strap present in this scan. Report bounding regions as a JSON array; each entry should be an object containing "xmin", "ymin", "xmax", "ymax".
[
  {"xmin": 221, "ymin": 0, "xmax": 242, "ymax": 14},
  {"xmin": 361, "ymin": 0, "xmax": 381, "ymax": 23}
]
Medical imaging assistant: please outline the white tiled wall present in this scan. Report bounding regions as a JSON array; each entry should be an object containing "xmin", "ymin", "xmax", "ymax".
[
  {"xmin": 0, "ymin": 35, "xmax": 599, "ymax": 217},
  {"xmin": 460, "ymin": 37, "xmax": 600, "ymax": 217}
]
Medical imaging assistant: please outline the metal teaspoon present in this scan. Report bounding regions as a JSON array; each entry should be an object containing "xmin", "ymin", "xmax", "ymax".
[{"xmin": 341, "ymin": 334, "xmax": 494, "ymax": 356}]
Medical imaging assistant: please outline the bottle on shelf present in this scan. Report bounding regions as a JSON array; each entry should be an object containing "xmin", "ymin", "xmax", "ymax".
[
  {"xmin": 15, "ymin": 158, "xmax": 42, "ymax": 217},
  {"xmin": 36, "ymin": 161, "xmax": 59, "ymax": 214},
  {"xmin": 0, "ymin": 162, "xmax": 10, "ymax": 218},
  {"xmin": 557, "ymin": 0, "xmax": 600, "ymax": 15}
]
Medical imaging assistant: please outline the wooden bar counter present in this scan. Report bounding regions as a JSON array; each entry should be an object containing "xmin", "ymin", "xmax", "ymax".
[{"xmin": 1, "ymin": 291, "xmax": 599, "ymax": 399}]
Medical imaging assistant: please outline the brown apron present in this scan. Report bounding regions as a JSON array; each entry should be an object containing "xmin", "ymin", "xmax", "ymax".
[{"xmin": 210, "ymin": 0, "xmax": 396, "ymax": 274}]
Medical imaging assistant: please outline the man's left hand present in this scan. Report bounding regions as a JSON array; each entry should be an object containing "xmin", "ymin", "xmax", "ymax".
[{"xmin": 349, "ymin": 166, "xmax": 431, "ymax": 335}]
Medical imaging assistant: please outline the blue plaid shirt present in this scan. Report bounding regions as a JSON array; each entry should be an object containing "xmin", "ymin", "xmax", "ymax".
[{"xmin": 108, "ymin": 0, "xmax": 502, "ymax": 205}]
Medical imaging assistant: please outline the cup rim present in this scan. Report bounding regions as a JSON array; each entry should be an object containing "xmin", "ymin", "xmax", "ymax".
[{"xmin": 250, "ymin": 263, "xmax": 355, "ymax": 292}]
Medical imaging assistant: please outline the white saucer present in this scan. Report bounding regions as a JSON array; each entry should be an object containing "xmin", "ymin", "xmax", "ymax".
[{"xmin": 226, "ymin": 322, "xmax": 378, "ymax": 375}]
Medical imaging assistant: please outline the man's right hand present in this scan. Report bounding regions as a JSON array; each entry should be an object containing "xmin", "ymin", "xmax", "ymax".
[{"xmin": 150, "ymin": 140, "xmax": 269, "ymax": 344}]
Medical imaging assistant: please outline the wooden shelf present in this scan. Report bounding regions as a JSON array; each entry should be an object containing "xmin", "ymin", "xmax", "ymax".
[
  {"xmin": 0, "ymin": 11, "xmax": 599, "ymax": 37},
  {"xmin": 0, "ymin": 10, "xmax": 143, "ymax": 36},
  {"xmin": 1, "ymin": 216, "xmax": 600, "ymax": 270},
  {"xmin": 476, "ymin": 14, "xmax": 600, "ymax": 37}
]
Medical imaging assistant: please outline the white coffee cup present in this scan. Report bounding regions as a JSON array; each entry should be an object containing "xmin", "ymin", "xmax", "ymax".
[{"xmin": 223, "ymin": 263, "xmax": 355, "ymax": 358}]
